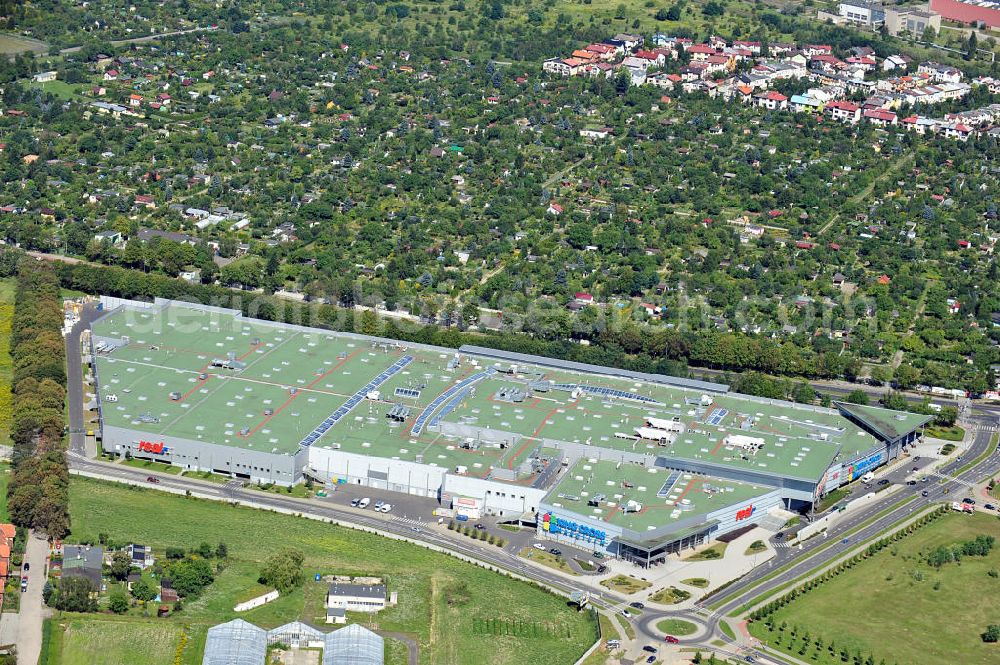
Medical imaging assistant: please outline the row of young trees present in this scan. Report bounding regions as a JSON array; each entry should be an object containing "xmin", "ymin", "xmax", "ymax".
[
  {"xmin": 6, "ymin": 260, "xmax": 71, "ymax": 539},
  {"xmin": 748, "ymin": 506, "xmax": 949, "ymax": 665}
]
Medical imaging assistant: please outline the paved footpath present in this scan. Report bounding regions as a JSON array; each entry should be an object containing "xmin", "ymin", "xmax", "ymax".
[{"xmin": 16, "ymin": 532, "xmax": 51, "ymax": 665}]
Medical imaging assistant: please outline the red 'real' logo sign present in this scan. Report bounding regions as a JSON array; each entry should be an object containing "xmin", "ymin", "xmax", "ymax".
[
  {"xmin": 138, "ymin": 440, "xmax": 166, "ymax": 454},
  {"xmin": 735, "ymin": 505, "xmax": 755, "ymax": 521}
]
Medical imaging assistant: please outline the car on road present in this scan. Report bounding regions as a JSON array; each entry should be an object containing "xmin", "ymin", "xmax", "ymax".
[
  {"xmin": 597, "ymin": 564, "xmax": 608, "ymax": 573},
  {"xmin": 877, "ymin": 479, "xmax": 890, "ymax": 486},
  {"xmin": 549, "ymin": 548, "xmax": 562, "ymax": 556},
  {"xmin": 646, "ymin": 656, "xmax": 656, "ymax": 663},
  {"xmin": 906, "ymin": 480, "xmax": 917, "ymax": 486},
  {"xmin": 642, "ymin": 645, "xmax": 658, "ymax": 653},
  {"xmin": 146, "ymin": 475, "xmax": 159, "ymax": 484},
  {"xmin": 474, "ymin": 523, "xmax": 487, "ymax": 530},
  {"xmin": 630, "ymin": 602, "xmax": 645, "ymax": 609},
  {"xmin": 985, "ymin": 504, "xmax": 996, "ymax": 511},
  {"xmin": 911, "ymin": 466, "xmax": 919, "ymax": 472},
  {"xmin": 962, "ymin": 497, "xmax": 976, "ymax": 505},
  {"xmin": 664, "ymin": 635, "xmax": 680, "ymax": 644},
  {"xmin": 23, "ymin": 562, "xmax": 29, "ymax": 572},
  {"xmin": 921, "ymin": 490, "xmax": 929, "ymax": 497},
  {"xmin": 533, "ymin": 543, "xmax": 546, "ymax": 551},
  {"xmin": 620, "ymin": 609, "xmax": 632, "ymax": 619},
  {"xmin": 774, "ymin": 531, "xmax": 783, "ymax": 540},
  {"xmin": 592, "ymin": 550, "xmax": 605, "ymax": 559},
  {"xmin": 841, "ymin": 538, "xmax": 850, "ymax": 544},
  {"xmin": 744, "ymin": 657, "xmax": 755, "ymax": 663}
]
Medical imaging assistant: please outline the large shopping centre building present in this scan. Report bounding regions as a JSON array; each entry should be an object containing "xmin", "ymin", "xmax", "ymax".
[{"xmin": 88, "ymin": 297, "xmax": 931, "ymax": 566}]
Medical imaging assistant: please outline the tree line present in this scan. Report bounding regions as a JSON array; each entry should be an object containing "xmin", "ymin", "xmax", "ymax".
[
  {"xmin": 5, "ymin": 249, "xmax": 878, "ymax": 385},
  {"xmin": 6, "ymin": 260, "xmax": 70, "ymax": 539}
]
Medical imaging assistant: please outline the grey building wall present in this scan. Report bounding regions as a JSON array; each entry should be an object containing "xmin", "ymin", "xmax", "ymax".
[{"xmin": 103, "ymin": 424, "xmax": 305, "ymax": 485}]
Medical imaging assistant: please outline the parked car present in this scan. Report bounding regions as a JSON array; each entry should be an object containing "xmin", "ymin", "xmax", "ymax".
[
  {"xmin": 664, "ymin": 635, "xmax": 680, "ymax": 644},
  {"xmin": 597, "ymin": 564, "xmax": 608, "ymax": 574},
  {"xmin": 985, "ymin": 503, "xmax": 996, "ymax": 511},
  {"xmin": 374, "ymin": 500, "xmax": 384, "ymax": 510},
  {"xmin": 533, "ymin": 543, "xmax": 546, "ymax": 551},
  {"xmin": 357, "ymin": 497, "xmax": 371, "ymax": 509},
  {"xmin": 22, "ymin": 562, "xmax": 29, "ymax": 572},
  {"xmin": 592, "ymin": 550, "xmax": 605, "ymax": 559},
  {"xmin": 962, "ymin": 497, "xmax": 976, "ymax": 505},
  {"xmin": 379, "ymin": 503, "xmax": 392, "ymax": 513},
  {"xmin": 549, "ymin": 548, "xmax": 562, "ymax": 556},
  {"xmin": 646, "ymin": 656, "xmax": 656, "ymax": 664},
  {"xmin": 20, "ymin": 578, "xmax": 27, "ymax": 592},
  {"xmin": 350, "ymin": 498, "xmax": 360, "ymax": 508},
  {"xmin": 642, "ymin": 645, "xmax": 657, "ymax": 653},
  {"xmin": 146, "ymin": 475, "xmax": 160, "ymax": 484}
]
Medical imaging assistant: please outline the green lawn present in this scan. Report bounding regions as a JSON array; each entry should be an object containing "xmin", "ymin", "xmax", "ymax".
[
  {"xmin": 924, "ymin": 425, "xmax": 965, "ymax": 441},
  {"xmin": 680, "ymin": 578, "xmax": 709, "ymax": 588},
  {"xmin": 519, "ymin": 547, "xmax": 578, "ymax": 576},
  {"xmin": 647, "ymin": 586, "xmax": 691, "ymax": 605},
  {"xmin": 598, "ymin": 575, "xmax": 651, "ymax": 595},
  {"xmin": 748, "ymin": 512, "xmax": 1000, "ymax": 665},
  {"xmin": 120, "ymin": 458, "xmax": 183, "ymax": 474},
  {"xmin": 0, "ymin": 464, "xmax": 10, "ymax": 522},
  {"xmin": 64, "ymin": 477, "xmax": 597, "ymax": 665},
  {"xmin": 0, "ymin": 277, "xmax": 13, "ymax": 445},
  {"xmin": 28, "ymin": 79, "xmax": 82, "ymax": 100},
  {"xmin": 55, "ymin": 618, "xmax": 182, "ymax": 665},
  {"xmin": 656, "ymin": 619, "xmax": 698, "ymax": 636},
  {"xmin": 682, "ymin": 542, "xmax": 727, "ymax": 561}
]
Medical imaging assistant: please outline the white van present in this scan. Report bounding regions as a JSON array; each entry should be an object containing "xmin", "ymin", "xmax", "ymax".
[
  {"xmin": 358, "ymin": 497, "xmax": 371, "ymax": 509},
  {"xmin": 861, "ymin": 471, "xmax": 875, "ymax": 484}
]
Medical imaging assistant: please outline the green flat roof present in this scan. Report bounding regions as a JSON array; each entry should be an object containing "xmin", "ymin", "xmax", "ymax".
[
  {"xmin": 545, "ymin": 459, "xmax": 771, "ymax": 532},
  {"xmin": 91, "ymin": 303, "xmax": 921, "ymax": 485},
  {"xmin": 834, "ymin": 402, "xmax": 934, "ymax": 442}
]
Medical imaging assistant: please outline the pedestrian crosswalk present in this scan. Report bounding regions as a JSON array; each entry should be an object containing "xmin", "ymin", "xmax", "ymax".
[{"xmin": 975, "ymin": 422, "xmax": 999, "ymax": 432}]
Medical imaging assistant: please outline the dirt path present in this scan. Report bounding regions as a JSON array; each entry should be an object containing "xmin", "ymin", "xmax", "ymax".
[
  {"xmin": 378, "ymin": 631, "xmax": 420, "ymax": 665},
  {"xmin": 817, "ymin": 152, "xmax": 915, "ymax": 237}
]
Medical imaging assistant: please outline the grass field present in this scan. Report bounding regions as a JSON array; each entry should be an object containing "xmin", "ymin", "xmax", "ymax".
[
  {"xmin": 64, "ymin": 476, "xmax": 597, "ymax": 665},
  {"xmin": 748, "ymin": 512, "xmax": 1000, "ymax": 665},
  {"xmin": 0, "ymin": 33, "xmax": 48, "ymax": 55},
  {"xmin": 656, "ymin": 619, "xmax": 698, "ymax": 636},
  {"xmin": 57, "ymin": 619, "xmax": 182, "ymax": 665},
  {"xmin": 0, "ymin": 277, "xmax": 13, "ymax": 445},
  {"xmin": 28, "ymin": 79, "xmax": 83, "ymax": 100}
]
